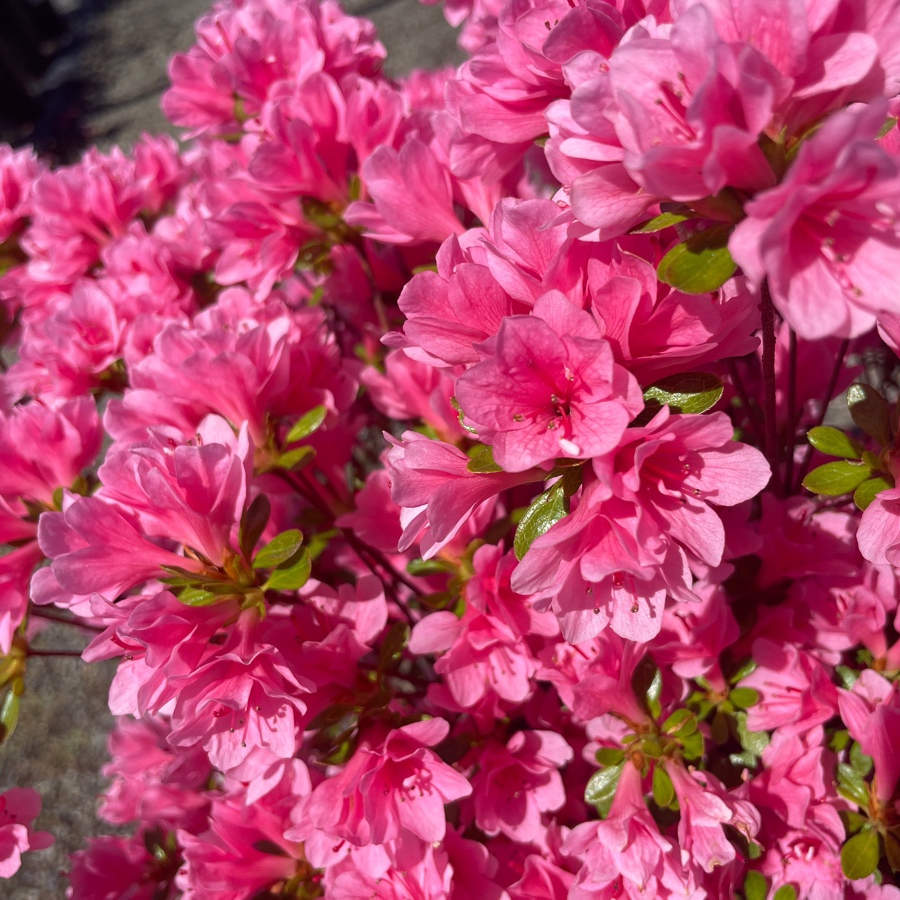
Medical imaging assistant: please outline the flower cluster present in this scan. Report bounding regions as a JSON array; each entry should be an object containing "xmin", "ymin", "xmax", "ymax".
[{"xmin": 1, "ymin": 0, "xmax": 900, "ymax": 896}]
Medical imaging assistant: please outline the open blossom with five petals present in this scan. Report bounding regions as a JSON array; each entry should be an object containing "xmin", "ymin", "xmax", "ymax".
[{"xmin": 455, "ymin": 291, "xmax": 643, "ymax": 472}]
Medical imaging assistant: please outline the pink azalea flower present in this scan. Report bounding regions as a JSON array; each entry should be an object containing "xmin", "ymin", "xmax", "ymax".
[
  {"xmin": 455, "ymin": 292, "xmax": 643, "ymax": 472},
  {"xmin": 467, "ymin": 730, "xmax": 572, "ymax": 842},
  {"xmin": 730, "ymin": 101, "xmax": 900, "ymax": 339},
  {"xmin": 838, "ymin": 669, "xmax": 900, "ymax": 802},
  {"xmin": 0, "ymin": 787, "xmax": 53, "ymax": 879},
  {"xmin": 740, "ymin": 639, "xmax": 839, "ymax": 736},
  {"xmin": 298, "ymin": 719, "xmax": 471, "ymax": 847},
  {"xmin": 664, "ymin": 762, "xmax": 760, "ymax": 874}
]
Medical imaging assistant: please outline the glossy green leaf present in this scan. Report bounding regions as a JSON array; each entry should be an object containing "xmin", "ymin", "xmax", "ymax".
[
  {"xmin": 850, "ymin": 742, "xmax": 873, "ymax": 777},
  {"xmin": 773, "ymin": 887, "xmax": 797, "ymax": 900},
  {"xmin": 239, "ymin": 494, "xmax": 271, "ymax": 561},
  {"xmin": 736, "ymin": 712, "xmax": 769, "ymax": 757},
  {"xmin": 662, "ymin": 707, "xmax": 694, "ymax": 733},
  {"xmin": 632, "ymin": 656, "xmax": 662, "ymax": 720},
  {"xmin": 376, "ymin": 621, "xmax": 410, "ymax": 674},
  {"xmin": 467, "ymin": 444, "xmax": 503, "ymax": 473},
  {"xmin": 802, "ymin": 460, "xmax": 872, "ymax": 496},
  {"xmin": 277, "ymin": 445, "xmax": 316, "ymax": 470},
  {"xmin": 264, "ymin": 548, "xmax": 312, "ymax": 590},
  {"xmin": 584, "ymin": 762, "xmax": 624, "ymax": 818},
  {"xmin": 680, "ymin": 730, "xmax": 704, "ymax": 760},
  {"xmin": 841, "ymin": 829, "xmax": 880, "ymax": 880},
  {"xmin": 837, "ymin": 762, "xmax": 869, "ymax": 808},
  {"xmin": 854, "ymin": 476, "xmax": 893, "ymax": 511},
  {"xmin": 847, "ymin": 383, "xmax": 892, "ymax": 447},
  {"xmin": 0, "ymin": 689, "xmax": 20, "ymax": 744},
  {"xmin": 286, "ymin": 405, "xmax": 326, "ymax": 444},
  {"xmin": 514, "ymin": 482, "xmax": 567, "ymax": 560},
  {"xmin": 742, "ymin": 871, "xmax": 767, "ymax": 900},
  {"xmin": 253, "ymin": 529, "xmax": 304, "ymax": 569},
  {"xmin": 595, "ymin": 746, "xmax": 625, "ymax": 767},
  {"xmin": 177, "ymin": 587, "xmax": 220, "ymax": 606},
  {"xmin": 656, "ymin": 225, "xmax": 736, "ymax": 293},
  {"xmin": 652, "ymin": 765, "xmax": 675, "ymax": 808},
  {"xmin": 806, "ymin": 426, "xmax": 865, "ymax": 459},
  {"xmin": 728, "ymin": 687, "xmax": 759, "ymax": 709},
  {"xmin": 643, "ymin": 372, "xmax": 724, "ymax": 416},
  {"xmin": 729, "ymin": 658, "xmax": 757, "ymax": 684},
  {"xmin": 630, "ymin": 210, "xmax": 694, "ymax": 233}
]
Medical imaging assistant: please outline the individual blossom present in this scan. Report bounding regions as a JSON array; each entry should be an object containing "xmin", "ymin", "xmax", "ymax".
[
  {"xmin": 296, "ymin": 718, "xmax": 471, "ymax": 849},
  {"xmin": 455, "ymin": 291, "xmax": 643, "ymax": 472},
  {"xmin": 466, "ymin": 730, "xmax": 573, "ymax": 843},
  {"xmin": 729, "ymin": 101, "xmax": 900, "ymax": 339},
  {"xmin": 0, "ymin": 787, "xmax": 53, "ymax": 879}
]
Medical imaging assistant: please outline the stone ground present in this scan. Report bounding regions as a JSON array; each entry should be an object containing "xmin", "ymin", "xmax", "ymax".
[{"xmin": 4, "ymin": 0, "xmax": 460, "ymax": 896}]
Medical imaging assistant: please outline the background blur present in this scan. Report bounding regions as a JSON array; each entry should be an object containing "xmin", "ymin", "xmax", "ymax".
[{"xmin": 2, "ymin": 0, "xmax": 461, "ymax": 895}]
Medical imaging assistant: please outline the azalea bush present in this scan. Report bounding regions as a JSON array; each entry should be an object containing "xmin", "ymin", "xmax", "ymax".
[{"xmin": 2, "ymin": 0, "xmax": 900, "ymax": 895}]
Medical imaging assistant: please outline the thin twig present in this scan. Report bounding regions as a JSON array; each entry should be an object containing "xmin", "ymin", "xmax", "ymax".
[
  {"xmin": 26, "ymin": 648, "xmax": 84, "ymax": 658},
  {"xmin": 726, "ymin": 357, "xmax": 765, "ymax": 448},
  {"xmin": 783, "ymin": 329, "xmax": 798, "ymax": 493},
  {"xmin": 759, "ymin": 281, "xmax": 781, "ymax": 494}
]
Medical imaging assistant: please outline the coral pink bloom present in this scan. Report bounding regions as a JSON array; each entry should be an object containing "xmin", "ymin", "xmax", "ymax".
[
  {"xmin": 455, "ymin": 292, "xmax": 642, "ymax": 472},
  {"xmin": 34, "ymin": 494, "xmax": 199, "ymax": 604},
  {"xmin": 0, "ymin": 787, "xmax": 53, "ymax": 878},
  {"xmin": 565, "ymin": 761, "xmax": 678, "ymax": 899},
  {"xmin": 468, "ymin": 730, "xmax": 572, "ymax": 842},
  {"xmin": 0, "ymin": 542, "xmax": 44, "ymax": 655},
  {"xmin": 0, "ymin": 145, "xmax": 42, "ymax": 243},
  {"xmin": 605, "ymin": 409, "xmax": 771, "ymax": 566},
  {"xmin": 740, "ymin": 639, "xmax": 839, "ymax": 736},
  {"xmin": 857, "ymin": 485, "xmax": 900, "ymax": 566},
  {"xmin": 664, "ymin": 762, "xmax": 759, "ymax": 874},
  {"xmin": 66, "ymin": 833, "xmax": 158, "ymax": 900},
  {"xmin": 386, "ymin": 431, "xmax": 537, "ymax": 558},
  {"xmin": 838, "ymin": 669, "xmax": 900, "ymax": 802},
  {"xmin": 97, "ymin": 416, "xmax": 250, "ymax": 568},
  {"xmin": 730, "ymin": 101, "xmax": 900, "ymax": 339},
  {"xmin": 511, "ymin": 474, "xmax": 695, "ymax": 643},
  {"xmin": 299, "ymin": 719, "xmax": 471, "ymax": 848}
]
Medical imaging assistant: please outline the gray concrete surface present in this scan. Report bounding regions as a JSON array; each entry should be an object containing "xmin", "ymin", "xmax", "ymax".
[{"xmin": 5, "ymin": 0, "xmax": 461, "ymax": 896}]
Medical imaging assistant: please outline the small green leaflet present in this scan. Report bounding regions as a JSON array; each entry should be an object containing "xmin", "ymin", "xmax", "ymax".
[
  {"xmin": 629, "ymin": 210, "xmax": 694, "ymax": 233},
  {"xmin": 656, "ymin": 225, "xmax": 736, "ymax": 294},
  {"xmin": 854, "ymin": 475, "xmax": 892, "ymax": 511},
  {"xmin": 285, "ymin": 404, "xmax": 326, "ymax": 444},
  {"xmin": 840, "ymin": 829, "xmax": 880, "ymax": 880},
  {"xmin": 847, "ymin": 383, "xmax": 891, "ymax": 447},
  {"xmin": 806, "ymin": 426, "xmax": 864, "ymax": 459},
  {"xmin": 263, "ymin": 548, "xmax": 312, "ymax": 590},
  {"xmin": 513, "ymin": 481, "xmax": 567, "ymax": 560},
  {"xmin": 802, "ymin": 460, "xmax": 872, "ymax": 496},
  {"xmin": 584, "ymin": 761, "xmax": 624, "ymax": 818},
  {"xmin": 253, "ymin": 529, "xmax": 304, "ymax": 569},
  {"xmin": 642, "ymin": 372, "xmax": 724, "ymax": 416}
]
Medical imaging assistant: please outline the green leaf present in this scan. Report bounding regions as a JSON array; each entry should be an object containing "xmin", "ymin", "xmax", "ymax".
[
  {"xmin": 632, "ymin": 656, "xmax": 662, "ymax": 720},
  {"xmin": 0, "ymin": 689, "xmax": 20, "ymax": 744},
  {"xmin": 836, "ymin": 667, "xmax": 859, "ymax": 689},
  {"xmin": 466, "ymin": 444, "xmax": 503, "ymax": 473},
  {"xmin": 643, "ymin": 372, "xmax": 724, "ymax": 416},
  {"xmin": 802, "ymin": 460, "xmax": 872, "ymax": 496},
  {"xmin": 829, "ymin": 727, "xmax": 850, "ymax": 752},
  {"xmin": 850, "ymin": 742, "xmax": 873, "ymax": 777},
  {"xmin": 514, "ymin": 482, "xmax": 567, "ymax": 560},
  {"xmin": 239, "ymin": 494, "xmax": 271, "ymax": 560},
  {"xmin": 253, "ymin": 529, "xmax": 304, "ymax": 569},
  {"xmin": 837, "ymin": 762, "xmax": 869, "ymax": 808},
  {"xmin": 841, "ymin": 829, "xmax": 880, "ymax": 880},
  {"xmin": 854, "ymin": 476, "xmax": 893, "ymax": 511},
  {"xmin": 450, "ymin": 396, "xmax": 478, "ymax": 435},
  {"xmin": 729, "ymin": 658, "xmax": 756, "ymax": 684},
  {"xmin": 773, "ymin": 887, "xmax": 797, "ymax": 900},
  {"xmin": 406, "ymin": 558, "xmax": 456, "ymax": 577},
  {"xmin": 806, "ymin": 426, "xmax": 865, "ymax": 459},
  {"xmin": 264, "ymin": 548, "xmax": 312, "ymax": 590},
  {"xmin": 656, "ymin": 224, "xmax": 736, "ymax": 294},
  {"xmin": 286, "ymin": 405, "xmax": 327, "ymax": 443},
  {"xmin": 742, "ymin": 871, "xmax": 767, "ymax": 900},
  {"xmin": 847, "ymin": 383, "xmax": 892, "ymax": 447},
  {"xmin": 584, "ymin": 762, "xmax": 624, "ymax": 818},
  {"xmin": 680, "ymin": 730, "xmax": 704, "ymax": 760},
  {"xmin": 728, "ymin": 687, "xmax": 759, "ymax": 709},
  {"xmin": 662, "ymin": 707, "xmax": 694, "ymax": 733},
  {"xmin": 177, "ymin": 587, "xmax": 220, "ymax": 606},
  {"xmin": 376, "ymin": 621, "xmax": 409, "ymax": 674},
  {"xmin": 277, "ymin": 445, "xmax": 316, "ymax": 471},
  {"xmin": 629, "ymin": 210, "xmax": 694, "ymax": 233},
  {"xmin": 736, "ymin": 712, "xmax": 769, "ymax": 758},
  {"xmin": 652, "ymin": 765, "xmax": 675, "ymax": 808},
  {"xmin": 884, "ymin": 829, "xmax": 900, "ymax": 872},
  {"xmin": 595, "ymin": 746, "xmax": 625, "ymax": 767}
]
